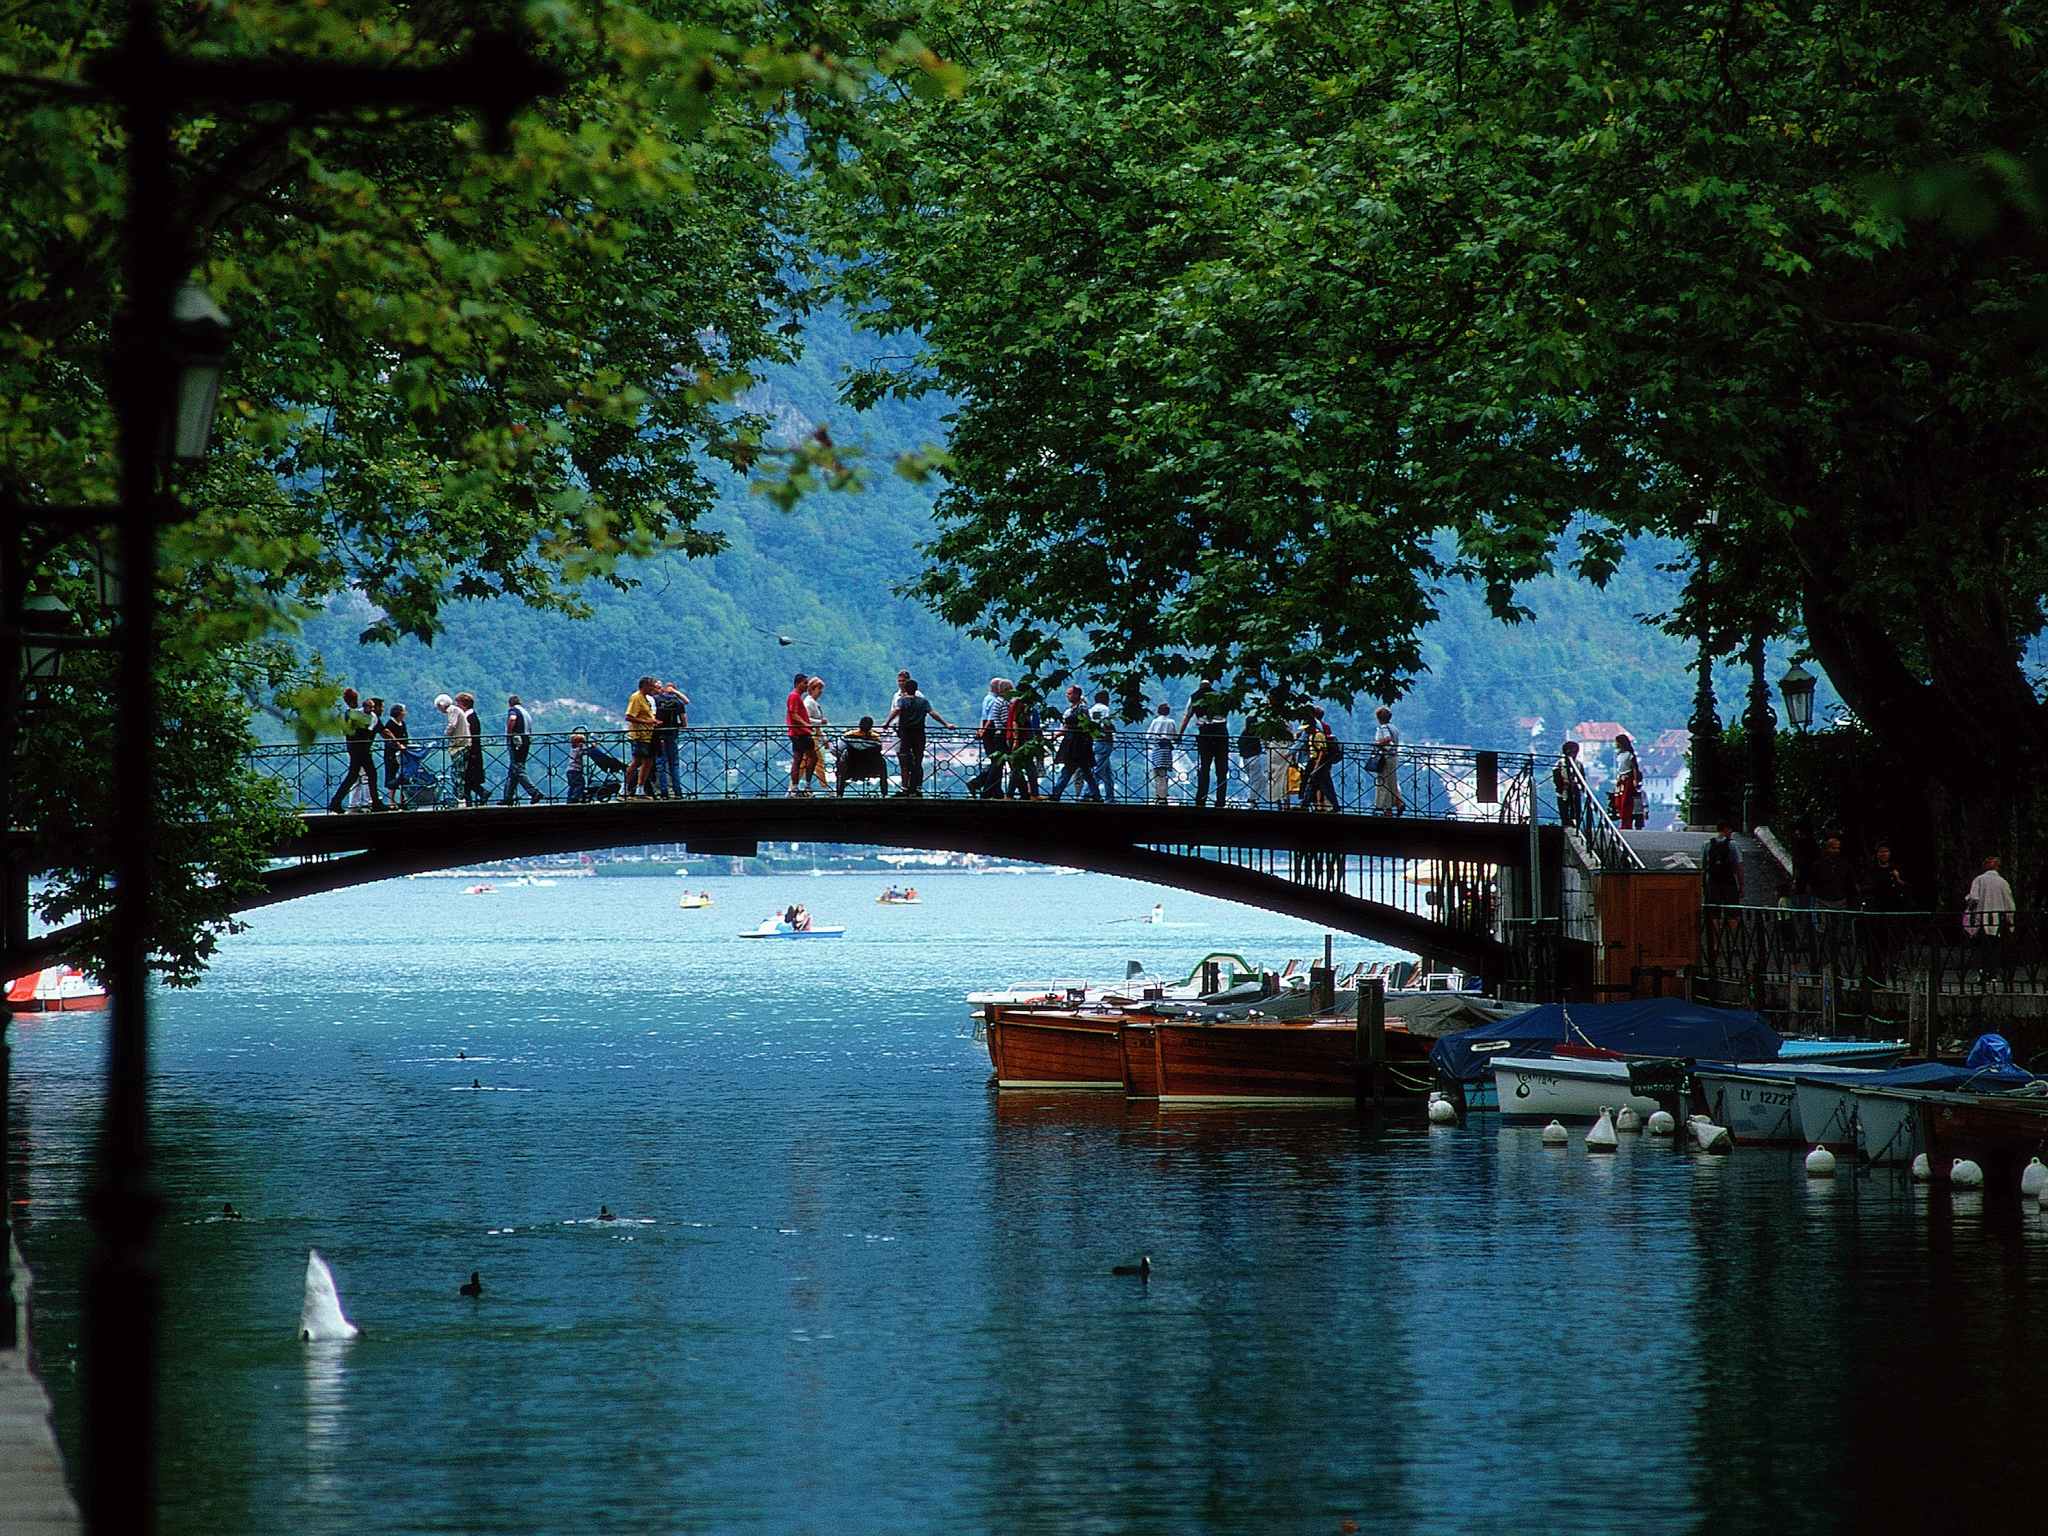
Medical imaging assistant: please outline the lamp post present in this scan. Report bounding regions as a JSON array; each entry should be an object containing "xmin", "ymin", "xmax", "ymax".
[
  {"xmin": 1779, "ymin": 660, "xmax": 1817, "ymax": 732},
  {"xmin": 1744, "ymin": 632, "xmax": 1776, "ymax": 830}
]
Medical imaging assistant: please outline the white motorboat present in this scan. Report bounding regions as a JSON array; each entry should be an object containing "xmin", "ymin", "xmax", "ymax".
[
  {"xmin": 1492, "ymin": 1056, "xmax": 1663, "ymax": 1120},
  {"xmin": 1850, "ymin": 1087, "xmax": 1924, "ymax": 1165},
  {"xmin": 1794, "ymin": 1077, "xmax": 1865, "ymax": 1151},
  {"xmin": 1694, "ymin": 1063, "xmax": 1880, "ymax": 1146},
  {"xmin": 738, "ymin": 916, "xmax": 846, "ymax": 939}
]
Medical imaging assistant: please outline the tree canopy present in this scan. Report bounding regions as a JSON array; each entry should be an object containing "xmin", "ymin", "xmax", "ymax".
[
  {"xmin": 811, "ymin": 0, "xmax": 2048, "ymax": 889},
  {"xmin": 1, "ymin": 0, "xmax": 952, "ymax": 981}
]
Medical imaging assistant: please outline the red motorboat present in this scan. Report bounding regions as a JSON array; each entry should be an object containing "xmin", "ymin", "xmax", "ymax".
[{"xmin": 6, "ymin": 965, "xmax": 108, "ymax": 1013}]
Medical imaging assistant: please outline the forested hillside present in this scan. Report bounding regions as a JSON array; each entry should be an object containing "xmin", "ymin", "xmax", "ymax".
[{"xmin": 296, "ymin": 308, "xmax": 1799, "ymax": 746}]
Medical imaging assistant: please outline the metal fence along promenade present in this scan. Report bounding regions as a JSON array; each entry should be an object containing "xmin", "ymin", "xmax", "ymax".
[{"xmin": 246, "ymin": 724, "xmax": 1580, "ymax": 830}]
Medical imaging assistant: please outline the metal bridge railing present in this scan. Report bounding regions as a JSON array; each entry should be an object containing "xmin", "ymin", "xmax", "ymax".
[{"xmin": 247, "ymin": 725, "xmax": 1553, "ymax": 827}]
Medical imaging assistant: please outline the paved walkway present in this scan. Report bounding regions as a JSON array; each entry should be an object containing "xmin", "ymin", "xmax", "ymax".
[
  {"xmin": 0, "ymin": 1240, "xmax": 80, "ymax": 1535},
  {"xmin": 1620, "ymin": 828, "xmax": 1789, "ymax": 905}
]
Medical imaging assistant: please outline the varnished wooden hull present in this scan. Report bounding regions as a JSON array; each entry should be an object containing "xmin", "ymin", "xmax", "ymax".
[
  {"xmin": 1121, "ymin": 1021, "xmax": 1161, "ymax": 1098},
  {"xmin": 985, "ymin": 1007, "xmax": 1126, "ymax": 1089},
  {"xmin": 1149, "ymin": 1019, "xmax": 1433, "ymax": 1106},
  {"xmin": 1916, "ymin": 1091, "xmax": 2048, "ymax": 1192}
]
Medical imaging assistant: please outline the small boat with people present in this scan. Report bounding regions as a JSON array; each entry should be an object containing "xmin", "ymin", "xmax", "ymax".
[
  {"xmin": 678, "ymin": 891, "xmax": 715, "ymax": 910},
  {"xmin": 739, "ymin": 904, "xmax": 844, "ymax": 939},
  {"xmin": 6, "ymin": 964, "xmax": 108, "ymax": 1013},
  {"xmin": 876, "ymin": 886, "xmax": 922, "ymax": 905},
  {"xmin": 463, "ymin": 883, "xmax": 496, "ymax": 895}
]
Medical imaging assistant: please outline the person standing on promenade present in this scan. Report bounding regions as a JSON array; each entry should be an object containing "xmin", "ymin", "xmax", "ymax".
[
  {"xmin": 1372, "ymin": 706, "xmax": 1406, "ymax": 813},
  {"xmin": 380, "ymin": 701, "xmax": 409, "ymax": 804},
  {"xmin": 882, "ymin": 675, "xmax": 948, "ymax": 797},
  {"xmin": 624, "ymin": 676, "xmax": 659, "ymax": 799},
  {"xmin": 786, "ymin": 672, "xmax": 812, "ymax": 795},
  {"xmin": 502, "ymin": 694, "xmax": 542, "ymax": 804},
  {"xmin": 1299, "ymin": 708, "xmax": 1338, "ymax": 811},
  {"xmin": 455, "ymin": 692, "xmax": 487, "ymax": 805},
  {"xmin": 1808, "ymin": 834, "xmax": 1854, "ymax": 911},
  {"xmin": 1551, "ymin": 740, "xmax": 1583, "ymax": 824},
  {"xmin": 1049, "ymin": 684, "xmax": 1102, "ymax": 802},
  {"xmin": 1965, "ymin": 854, "xmax": 2016, "ymax": 938},
  {"xmin": 1612, "ymin": 732, "xmax": 1644, "ymax": 829},
  {"xmin": 1863, "ymin": 843, "xmax": 1911, "ymax": 912},
  {"xmin": 1146, "ymin": 700, "xmax": 1177, "ymax": 803},
  {"xmin": 803, "ymin": 677, "xmax": 833, "ymax": 795},
  {"xmin": 1089, "ymin": 689, "xmax": 1118, "ymax": 803},
  {"xmin": 328, "ymin": 688, "xmax": 385, "ymax": 813},
  {"xmin": 1179, "ymin": 677, "xmax": 1231, "ymax": 809},
  {"xmin": 1704, "ymin": 822, "xmax": 1744, "ymax": 906}
]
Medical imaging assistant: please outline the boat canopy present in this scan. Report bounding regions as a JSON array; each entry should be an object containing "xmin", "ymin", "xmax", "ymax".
[
  {"xmin": 1429, "ymin": 998, "xmax": 1783, "ymax": 1083},
  {"xmin": 1828, "ymin": 1060, "xmax": 2039, "ymax": 1093}
]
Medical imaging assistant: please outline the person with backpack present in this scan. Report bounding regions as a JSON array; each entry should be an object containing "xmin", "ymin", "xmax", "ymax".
[
  {"xmin": 1704, "ymin": 822, "xmax": 1744, "ymax": 906},
  {"xmin": 502, "ymin": 694, "xmax": 543, "ymax": 805},
  {"xmin": 653, "ymin": 681, "xmax": 689, "ymax": 799},
  {"xmin": 1551, "ymin": 740, "xmax": 1584, "ymax": 824}
]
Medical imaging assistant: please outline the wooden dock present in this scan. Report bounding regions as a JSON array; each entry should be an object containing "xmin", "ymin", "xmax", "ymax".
[{"xmin": 0, "ymin": 1239, "xmax": 79, "ymax": 1535}]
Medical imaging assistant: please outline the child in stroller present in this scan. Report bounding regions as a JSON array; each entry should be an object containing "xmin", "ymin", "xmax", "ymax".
[{"xmin": 568, "ymin": 731, "xmax": 629, "ymax": 802}]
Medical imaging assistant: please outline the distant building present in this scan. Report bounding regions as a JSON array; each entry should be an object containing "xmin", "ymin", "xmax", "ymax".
[
  {"xmin": 1567, "ymin": 720, "xmax": 1630, "ymax": 778},
  {"xmin": 1639, "ymin": 730, "xmax": 1692, "ymax": 811}
]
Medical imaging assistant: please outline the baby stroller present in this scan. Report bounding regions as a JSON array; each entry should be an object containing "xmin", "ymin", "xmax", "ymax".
[
  {"xmin": 395, "ymin": 745, "xmax": 441, "ymax": 808},
  {"xmin": 569, "ymin": 742, "xmax": 628, "ymax": 803}
]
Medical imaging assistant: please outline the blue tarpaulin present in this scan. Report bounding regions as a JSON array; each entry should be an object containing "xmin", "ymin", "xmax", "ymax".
[
  {"xmin": 1429, "ymin": 998, "xmax": 1784, "ymax": 1084},
  {"xmin": 1811, "ymin": 1057, "xmax": 2037, "ymax": 1093}
]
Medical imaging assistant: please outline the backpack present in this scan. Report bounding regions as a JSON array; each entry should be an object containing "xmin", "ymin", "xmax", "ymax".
[
  {"xmin": 1324, "ymin": 732, "xmax": 1343, "ymax": 763},
  {"xmin": 1706, "ymin": 837, "xmax": 1737, "ymax": 883}
]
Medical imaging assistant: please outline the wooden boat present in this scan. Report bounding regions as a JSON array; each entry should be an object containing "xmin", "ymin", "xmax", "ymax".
[
  {"xmin": 1898, "ymin": 1088, "xmax": 2048, "ymax": 1190},
  {"xmin": 983, "ymin": 1004, "xmax": 1126, "ymax": 1089},
  {"xmin": 6, "ymin": 965, "xmax": 108, "ymax": 1013},
  {"xmin": 1144, "ymin": 1015, "xmax": 1436, "ymax": 1106}
]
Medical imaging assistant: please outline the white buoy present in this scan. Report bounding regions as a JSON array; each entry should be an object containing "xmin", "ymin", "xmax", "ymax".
[
  {"xmin": 1689, "ymin": 1116, "xmax": 1733, "ymax": 1154},
  {"xmin": 1805, "ymin": 1145, "xmax": 1837, "ymax": 1178},
  {"xmin": 1585, "ymin": 1109, "xmax": 1618, "ymax": 1152},
  {"xmin": 1910, "ymin": 1153, "xmax": 1932, "ymax": 1182},
  {"xmin": 1427, "ymin": 1097, "xmax": 1458, "ymax": 1125},
  {"xmin": 2022, "ymin": 1158, "xmax": 2047, "ymax": 1198},
  {"xmin": 1950, "ymin": 1158, "xmax": 1985, "ymax": 1189},
  {"xmin": 1540, "ymin": 1119, "xmax": 1569, "ymax": 1145},
  {"xmin": 1646, "ymin": 1109, "xmax": 1676, "ymax": 1137},
  {"xmin": 2037, "ymin": 1181, "xmax": 2048, "ymax": 1209},
  {"xmin": 299, "ymin": 1249, "xmax": 360, "ymax": 1342},
  {"xmin": 1615, "ymin": 1105, "xmax": 1643, "ymax": 1133}
]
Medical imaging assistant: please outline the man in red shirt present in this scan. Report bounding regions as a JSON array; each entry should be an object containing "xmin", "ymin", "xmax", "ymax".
[{"xmin": 785, "ymin": 672, "xmax": 812, "ymax": 795}]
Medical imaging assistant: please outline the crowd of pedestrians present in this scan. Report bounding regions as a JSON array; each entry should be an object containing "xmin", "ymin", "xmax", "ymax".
[{"xmin": 322, "ymin": 670, "xmax": 1410, "ymax": 815}]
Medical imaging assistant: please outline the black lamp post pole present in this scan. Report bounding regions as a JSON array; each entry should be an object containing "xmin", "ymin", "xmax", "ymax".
[
  {"xmin": 1688, "ymin": 556, "xmax": 1723, "ymax": 827},
  {"xmin": 1744, "ymin": 631, "xmax": 1776, "ymax": 831}
]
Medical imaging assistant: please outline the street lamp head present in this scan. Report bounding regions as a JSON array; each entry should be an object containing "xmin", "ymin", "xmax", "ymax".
[
  {"xmin": 1778, "ymin": 659, "xmax": 1817, "ymax": 731},
  {"xmin": 167, "ymin": 284, "xmax": 231, "ymax": 463}
]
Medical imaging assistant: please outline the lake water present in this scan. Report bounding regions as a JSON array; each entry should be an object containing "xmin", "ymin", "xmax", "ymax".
[{"xmin": 9, "ymin": 871, "xmax": 2048, "ymax": 1533}]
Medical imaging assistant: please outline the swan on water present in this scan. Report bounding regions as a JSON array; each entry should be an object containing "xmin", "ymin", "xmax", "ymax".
[
  {"xmin": 1910, "ymin": 1153, "xmax": 1931, "ymax": 1182},
  {"xmin": 1614, "ymin": 1106, "xmax": 1643, "ymax": 1133},
  {"xmin": 2022, "ymin": 1158, "xmax": 2047, "ymax": 1198},
  {"xmin": 1585, "ymin": 1109, "xmax": 1618, "ymax": 1152},
  {"xmin": 1645, "ymin": 1109, "xmax": 1676, "ymax": 1137},
  {"xmin": 1540, "ymin": 1120, "xmax": 1568, "ymax": 1145},
  {"xmin": 1950, "ymin": 1158, "xmax": 1985, "ymax": 1189},
  {"xmin": 1805, "ymin": 1146, "xmax": 1837, "ymax": 1178},
  {"xmin": 299, "ymin": 1250, "xmax": 360, "ymax": 1342}
]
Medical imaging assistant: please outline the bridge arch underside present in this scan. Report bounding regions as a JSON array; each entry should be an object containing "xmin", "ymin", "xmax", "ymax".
[{"xmin": 261, "ymin": 800, "xmax": 1515, "ymax": 970}]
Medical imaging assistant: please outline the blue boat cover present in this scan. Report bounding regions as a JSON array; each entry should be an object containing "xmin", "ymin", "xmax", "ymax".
[
  {"xmin": 1429, "ymin": 998, "xmax": 1783, "ymax": 1083},
  {"xmin": 1815, "ymin": 1058, "xmax": 2038, "ymax": 1093},
  {"xmin": 1965, "ymin": 1033, "xmax": 2014, "ymax": 1072}
]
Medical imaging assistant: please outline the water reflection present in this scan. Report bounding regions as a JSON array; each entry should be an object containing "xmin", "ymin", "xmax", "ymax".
[{"xmin": 301, "ymin": 1342, "xmax": 354, "ymax": 1497}]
